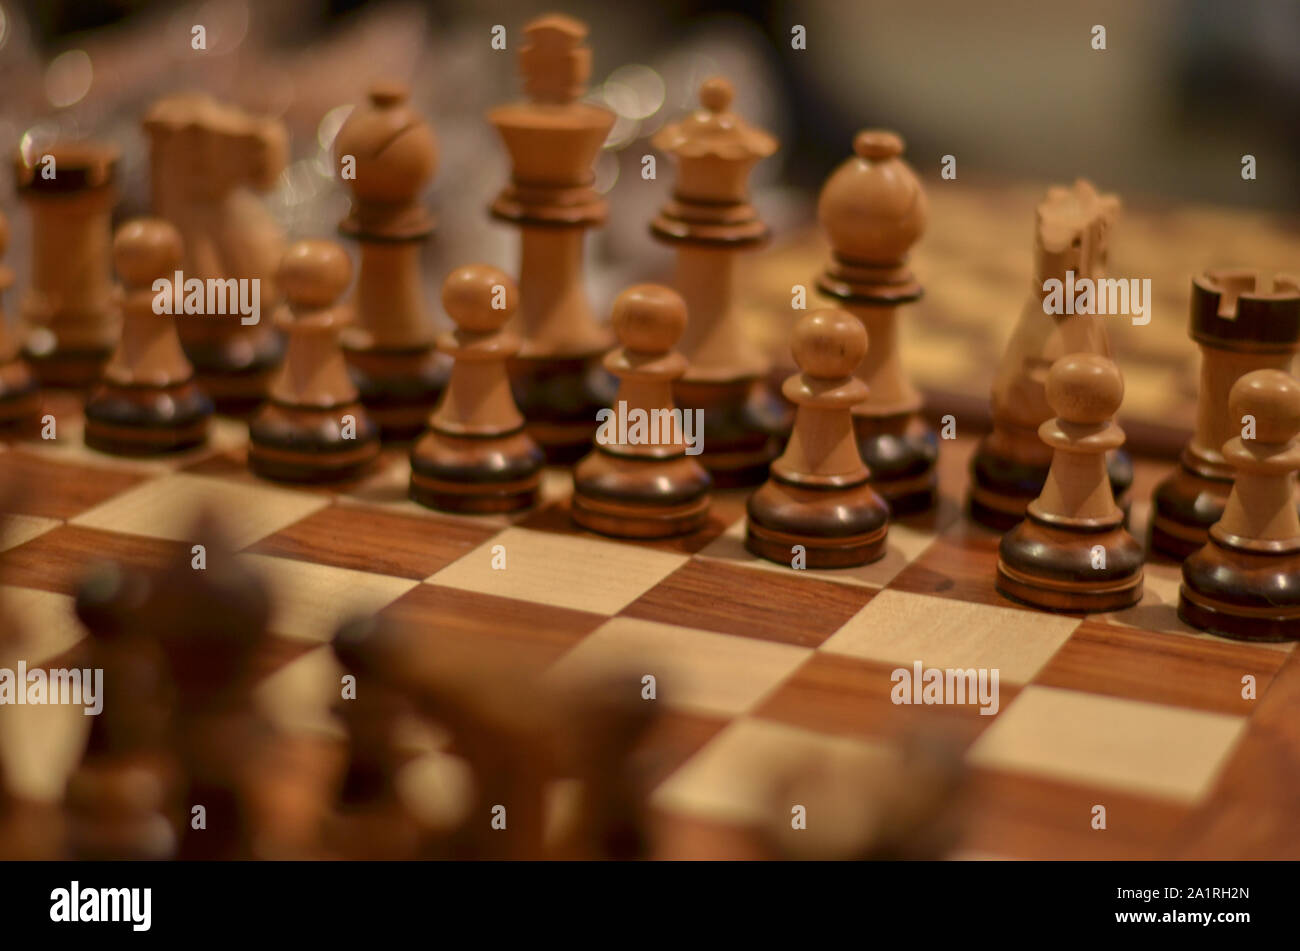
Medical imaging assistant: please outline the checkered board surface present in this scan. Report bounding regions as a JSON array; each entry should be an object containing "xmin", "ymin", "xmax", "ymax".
[{"xmin": 2, "ymin": 391, "xmax": 1298, "ymax": 860}]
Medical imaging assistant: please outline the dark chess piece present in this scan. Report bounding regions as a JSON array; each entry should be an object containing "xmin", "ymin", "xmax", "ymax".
[
  {"xmin": 1151, "ymin": 271, "xmax": 1300, "ymax": 557},
  {"xmin": 334, "ymin": 82, "xmax": 451, "ymax": 441},
  {"xmin": 1179, "ymin": 369, "xmax": 1300, "ymax": 641},
  {"xmin": 487, "ymin": 14, "xmax": 616, "ymax": 463},
  {"xmin": 996, "ymin": 353, "xmax": 1143, "ymax": 613},
  {"xmin": 746, "ymin": 308, "xmax": 890, "ymax": 568},
  {"xmin": 249, "ymin": 239, "xmax": 381, "ymax": 483},
  {"xmin": 0, "ymin": 210, "xmax": 40, "ymax": 431},
  {"xmin": 408, "ymin": 266, "xmax": 543, "ymax": 513},
  {"xmin": 323, "ymin": 616, "xmax": 428, "ymax": 860},
  {"xmin": 969, "ymin": 180, "xmax": 1132, "ymax": 530},
  {"xmin": 65, "ymin": 562, "xmax": 178, "ymax": 860},
  {"xmin": 84, "ymin": 219, "xmax": 213, "ymax": 455},
  {"xmin": 571, "ymin": 284, "xmax": 712, "ymax": 538},
  {"xmin": 651, "ymin": 76, "xmax": 785, "ymax": 487},
  {"xmin": 14, "ymin": 141, "xmax": 120, "ymax": 386},
  {"xmin": 152, "ymin": 514, "xmax": 276, "ymax": 860},
  {"xmin": 816, "ymin": 131, "xmax": 936, "ymax": 514}
]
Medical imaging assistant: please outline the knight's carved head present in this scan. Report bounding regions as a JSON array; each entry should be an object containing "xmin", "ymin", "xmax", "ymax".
[
  {"xmin": 1034, "ymin": 179, "xmax": 1121, "ymax": 284},
  {"xmin": 144, "ymin": 94, "xmax": 287, "ymax": 200}
]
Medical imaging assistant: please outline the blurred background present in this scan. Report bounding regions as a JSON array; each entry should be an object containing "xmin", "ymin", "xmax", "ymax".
[{"xmin": 0, "ymin": 0, "xmax": 1296, "ymax": 443}]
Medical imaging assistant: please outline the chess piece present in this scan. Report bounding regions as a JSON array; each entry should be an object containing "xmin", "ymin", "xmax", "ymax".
[
  {"xmin": 970, "ymin": 180, "xmax": 1132, "ymax": 529},
  {"xmin": 249, "ymin": 240, "xmax": 380, "ymax": 483},
  {"xmin": 85, "ymin": 219, "xmax": 213, "ymax": 455},
  {"xmin": 996, "ymin": 353, "xmax": 1143, "ymax": 612},
  {"xmin": 0, "ymin": 211, "xmax": 40, "ymax": 430},
  {"xmin": 410, "ymin": 266, "xmax": 543, "ymax": 513},
  {"xmin": 572, "ymin": 284, "xmax": 712, "ymax": 538},
  {"xmin": 334, "ymin": 82, "xmax": 451, "ymax": 441},
  {"xmin": 746, "ymin": 308, "xmax": 889, "ymax": 568},
  {"xmin": 817, "ymin": 131, "xmax": 936, "ymax": 514},
  {"xmin": 65, "ymin": 562, "xmax": 178, "ymax": 860},
  {"xmin": 144, "ymin": 94, "xmax": 288, "ymax": 413},
  {"xmin": 651, "ymin": 77, "xmax": 784, "ymax": 487},
  {"xmin": 552, "ymin": 675, "xmax": 657, "ymax": 860},
  {"xmin": 152, "ymin": 514, "xmax": 276, "ymax": 860},
  {"xmin": 13, "ymin": 141, "xmax": 119, "ymax": 386},
  {"xmin": 1151, "ymin": 271, "xmax": 1300, "ymax": 558},
  {"xmin": 324, "ymin": 617, "xmax": 428, "ymax": 860},
  {"xmin": 762, "ymin": 729, "xmax": 964, "ymax": 860},
  {"xmin": 1179, "ymin": 369, "xmax": 1300, "ymax": 641},
  {"xmin": 487, "ymin": 14, "xmax": 616, "ymax": 463}
]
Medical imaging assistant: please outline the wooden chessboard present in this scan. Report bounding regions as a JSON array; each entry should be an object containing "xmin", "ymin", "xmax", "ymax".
[{"xmin": 1, "ymin": 391, "xmax": 1297, "ymax": 860}]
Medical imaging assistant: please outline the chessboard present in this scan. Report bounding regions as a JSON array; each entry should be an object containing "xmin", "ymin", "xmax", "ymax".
[{"xmin": 3, "ymin": 390, "xmax": 1297, "ymax": 860}]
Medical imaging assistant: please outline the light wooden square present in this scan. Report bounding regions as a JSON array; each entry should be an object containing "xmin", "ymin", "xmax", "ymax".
[
  {"xmin": 652, "ymin": 716, "xmax": 894, "ymax": 824},
  {"xmin": 0, "ymin": 697, "xmax": 89, "ymax": 801},
  {"xmin": 0, "ymin": 514, "xmax": 60, "ymax": 552},
  {"xmin": 427, "ymin": 527, "xmax": 688, "ymax": 615},
  {"xmin": 0, "ymin": 585, "xmax": 86, "ymax": 666},
  {"xmin": 544, "ymin": 617, "xmax": 811, "ymax": 717},
  {"xmin": 821, "ymin": 589, "xmax": 1078, "ymax": 683},
  {"xmin": 694, "ymin": 515, "xmax": 938, "ymax": 589},
  {"xmin": 255, "ymin": 644, "xmax": 344, "ymax": 737},
  {"xmin": 968, "ymin": 684, "xmax": 1247, "ymax": 802},
  {"xmin": 239, "ymin": 553, "xmax": 418, "ymax": 644},
  {"xmin": 71, "ymin": 473, "xmax": 328, "ymax": 548}
]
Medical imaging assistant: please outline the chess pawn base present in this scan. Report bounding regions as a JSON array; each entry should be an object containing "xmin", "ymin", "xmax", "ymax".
[
  {"xmin": 0, "ymin": 356, "xmax": 40, "ymax": 430},
  {"xmin": 745, "ymin": 475, "xmax": 890, "ymax": 569},
  {"xmin": 511, "ymin": 354, "xmax": 615, "ymax": 465},
  {"xmin": 409, "ymin": 428, "xmax": 543, "ymax": 514},
  {"xmin": 970, "ymin": 427, "xmax": 1134, "ymax": 530},
  {"xmin": 996, "ymin": 510, "xmax": 1143, "ymax": 613},
  {"xmin": 23, "ymin": 343, "xmax": 112, "ymax": 389},
  {"xmin": 344, "ymin": 342, "xmax": 452, "ymax": 443},
  {"xmin": 65, "ymin": 755, "xmax": 178, "ymax": 860},
  {"xmin": 84, "ymin": 380, "xmax": 212, "ymax": 456},
  {"xmin": 854, "ymin": 411, "xmax": 938, "ymax": 516},
  {"xmin": 674, "ymin": 378, "xmax": 789, "ymax": 489},
  {"xmin": 249, "ymin": 400, "xmax": 380, "ymax": 483},
  {"xmin": 1149, "ymin": 453, "xmax": 1233, "ymax": 559},
  {"xmin": 1179, "ymin": 530, "xmax": 1300, "ymax": 642},
  {"xmin": 572, "ymin": 448, "xmax": 711, "ymax": 539},
  {"xmin": 181, "ymin": 325, "xmax": 285, "ymax": 417}
]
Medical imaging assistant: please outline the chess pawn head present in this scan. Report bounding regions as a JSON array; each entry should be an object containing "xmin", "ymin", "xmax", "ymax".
[
  {"xmin": 334, "ymin": 81, "xmax": 438, "ymax": 209},
  {"xmin": 1230, "ymin": 369, "xmax": 1300, "ymax": 446},
  {"xmin": 113, "ymin": 219, "xmax": 183, "ymax": 291},
  {"xmin": 612, "ymin": 284, "xmax": 687, "ymax": 356},
  {"xmin": 1044, "ymin": 352, "xmax": 1124, "ymax": 426},
  {"xmin": 442, "ymin": 264, "xmax": 518, "ymax": 335},
  {"xmin": 791, "ymin": 308, "xmax": 869, "ymax": 383},
  {"xmin": 278, "ymin": 240, "xmax": 352, "ymax": 317},
  {"xmin": 818, "ymin": 130, "xmax": 927, "ymax": 268}
]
